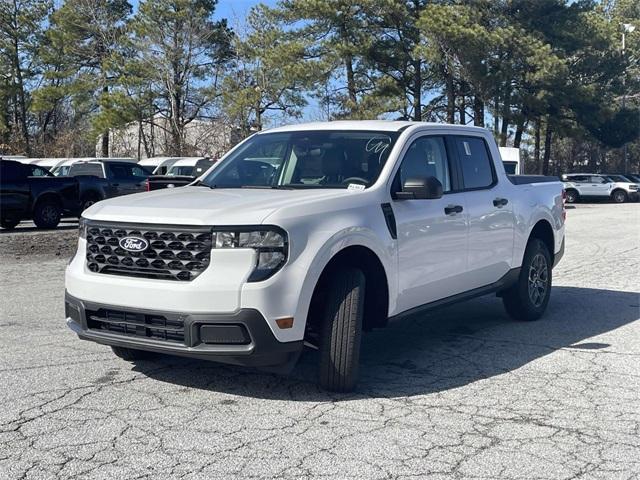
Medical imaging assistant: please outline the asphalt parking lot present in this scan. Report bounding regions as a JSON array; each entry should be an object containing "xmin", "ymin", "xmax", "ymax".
[{"xmin": 0, "ymin": 204, "xmax": 639, "ymax": 480}]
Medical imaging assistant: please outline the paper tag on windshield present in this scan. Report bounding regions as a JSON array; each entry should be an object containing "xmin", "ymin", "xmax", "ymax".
[{"xmin": 348, "ymin": 183, "xmax": 366, "ymax": 191}]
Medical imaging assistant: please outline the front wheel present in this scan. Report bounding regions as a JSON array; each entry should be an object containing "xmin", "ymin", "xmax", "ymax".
[
  {"xmin": 612, "ymin": 190, "xmax": 627, "ymax": 203},
  {"xmin": 318, "ymin": 268, "xmax": 366, "ymax": 392},
  {"xmin": 502, "ymin": 239, "xmax": 552, "ymax": 321}
]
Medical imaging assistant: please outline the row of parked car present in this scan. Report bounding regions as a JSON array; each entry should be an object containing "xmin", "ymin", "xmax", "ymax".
[
  {"xmin": 0, "ymin": 156, "xmax": 218, "ymax": 229},
  {"xmin": 561, "ymin": 173, "xmax": 640, "ymax": 204}
]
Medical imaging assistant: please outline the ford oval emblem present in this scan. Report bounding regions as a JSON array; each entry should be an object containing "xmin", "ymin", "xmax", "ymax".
[{"xmin": 119, "ymin": 236, "xmax": 149, "ymax": 252}]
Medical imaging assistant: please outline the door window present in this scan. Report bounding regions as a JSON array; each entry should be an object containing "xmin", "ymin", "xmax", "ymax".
[
  {"xmin": 398, "ymin": 136, "xmax": 451, "ymax": 192},
  {"xmin": 590, "ymin": 176, "xmax": 607, "ymax": 184},
  {"xmin": 455, "ymin": 137, "xmax": 495, "ymax": 190}
]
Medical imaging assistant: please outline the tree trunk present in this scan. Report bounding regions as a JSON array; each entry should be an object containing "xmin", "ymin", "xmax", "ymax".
[
  {"xmin": 344, "ymin": 53, "xmax": 357, "ymax": 108},
  {"xmin": 12, "ymin": 27, "xmax": 31, "ymax": 155},
  {"xmin": 542, "ymin": 119, "xmax": 553, "ymax": 176},
  {"xmin": 101, "ymin": 85, "xmax": 109, "ymax": 156},
  {"xmin": 534, "ymin": 119, "xmax": 541, "ymax": 174},
  {"xmin": 473, "ymin": 95, "xmax": 484, "ymax": 127},
  {"xmin": 493, "ymin": 92, "xmax": 500, "ymax": 135},
  {"xmin": 499, "ymin": 99, "xmax": 510, "ymax": 147},
  {"xmin": 412, "ymin": 59, "xmax": 422, "ymax": 121},
  {"xmin": 514, "ymin": 118, "xmax": 526, "ymax": 148},
  {"xmin": 459, "ymin": 94, "xmax": 465, "ymax": 125},
  {"xmin": 445, "ymin": 63, "xmax": 455, "ymax": 124}
]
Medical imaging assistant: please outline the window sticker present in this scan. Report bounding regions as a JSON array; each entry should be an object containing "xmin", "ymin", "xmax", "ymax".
[
  {"xmin": 463, "ymin": 141, "xmax": 471, "ymax": 156},
  {"xmin": 347, "ymin": 183, "xmax": 366, "ymax": 191}
]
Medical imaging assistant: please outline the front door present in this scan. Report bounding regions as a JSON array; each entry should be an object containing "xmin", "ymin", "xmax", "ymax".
[
  {"xmin": 393, "ymin": 135, "xmax": 469, "ymax": 313},
  {"xmin": 587, "ymin": 176, "xmax": 612, "ymax": 197}
]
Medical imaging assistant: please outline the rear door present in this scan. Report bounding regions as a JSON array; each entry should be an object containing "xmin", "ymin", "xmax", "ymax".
[
  {"xmin": 392, "ymin": 134, "xmax": 469, "ymax": 312},
  {"xmin": 452, "ymin": 136, "xmax": 516, "ymax": 289}
]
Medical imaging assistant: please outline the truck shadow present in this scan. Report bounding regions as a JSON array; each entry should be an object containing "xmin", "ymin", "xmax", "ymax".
[{"xmin": 132, "ymin": 286, "xmax": 639, "ymax": 400}]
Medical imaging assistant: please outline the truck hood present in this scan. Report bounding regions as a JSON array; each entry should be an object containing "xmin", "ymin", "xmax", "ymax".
[{"xmin": 84, "ymin": 186, "xmax": 356, "ymax": 225}]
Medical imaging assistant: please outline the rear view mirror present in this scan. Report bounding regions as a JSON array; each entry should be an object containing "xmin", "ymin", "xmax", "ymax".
[{"xmin": 395, "ymin": 176, "xmax": 443, "ymax": 200}]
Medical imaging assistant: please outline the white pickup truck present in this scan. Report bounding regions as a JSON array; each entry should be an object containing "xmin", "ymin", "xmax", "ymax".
[{"xmin": 65, "ymin": 121, "xmax": 565, "ymax": 391}]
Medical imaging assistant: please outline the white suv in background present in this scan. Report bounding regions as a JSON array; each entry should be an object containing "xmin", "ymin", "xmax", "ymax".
[{"xmin": 562, "ymin": 174, "xmax": 637, "ymax": 203}]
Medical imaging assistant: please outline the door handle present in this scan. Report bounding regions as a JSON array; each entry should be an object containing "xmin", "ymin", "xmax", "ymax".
[
  {"xmin": 493, "ymin": 197, "xmax": 509, "ymax": 207},
  {"xmin": 444, "ymin": 205, "xmax": 463, "ymax": 215},
  {"xmin": 111, "ymin": 183, "xmax": 120, "ymax": 187}
]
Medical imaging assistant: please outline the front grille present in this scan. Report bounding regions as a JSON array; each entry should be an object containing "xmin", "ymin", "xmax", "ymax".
[
  {"xmin": 85, "ymin": 222, "xmax": 212, "ymax": 281},
  {"xmin": 87, "ymin": 308, "xmax": 185, "ymax": 344}
]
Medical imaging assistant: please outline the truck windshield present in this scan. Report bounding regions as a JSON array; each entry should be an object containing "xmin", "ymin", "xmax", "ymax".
[{"xmin": 200, "ymin": 130, "xmax": 400, "ymax": 189}]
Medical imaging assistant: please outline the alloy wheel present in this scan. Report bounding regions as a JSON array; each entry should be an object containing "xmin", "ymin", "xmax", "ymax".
[{"xmin": 527, "ymin": 253, "xmax": 548, "ymax": 307}]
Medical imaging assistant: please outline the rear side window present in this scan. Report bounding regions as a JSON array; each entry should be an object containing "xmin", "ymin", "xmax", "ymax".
[
  {"xmin": 69, "ymin": 163, "xmax": 104, "ymax": 177},
  {"xmin": 455, "ymin": 137, "xmax": 495, "ymax": 190},
  {"xmin": 398, "ymin": 136, "xmax": 451, "ymax": 192}
]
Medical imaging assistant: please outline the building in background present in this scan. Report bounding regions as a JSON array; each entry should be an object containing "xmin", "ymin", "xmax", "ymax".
[{"xmin": 97, "ymin": 114, "xmax": 242, "ymax": 159}]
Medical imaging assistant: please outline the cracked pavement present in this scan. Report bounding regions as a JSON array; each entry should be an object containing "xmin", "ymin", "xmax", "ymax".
[{"xmin": 0, "ymin": 203, "xmax": 639, "ymax": 479}]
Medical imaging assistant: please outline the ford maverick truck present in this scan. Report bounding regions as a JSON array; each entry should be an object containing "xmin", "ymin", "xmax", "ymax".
[{"xmin": 65, "ymin": 121, "xmax": 565, "ymax": 392}]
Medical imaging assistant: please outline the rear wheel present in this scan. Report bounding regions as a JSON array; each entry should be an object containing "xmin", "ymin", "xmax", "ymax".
[
  {"xmin": 81, "ymin": 194, "xmax": 100, "ymax": 212},
  {"xmin": 612, "ymin": 190, "xmax": 627, "ymax": 203},
  {"xmin": 502, "ymin": 239, "xmax": 552, "ymax": 321},
  {"xmin": 318, "ymin": 268, "xmax": 366, "ymax": 392},
  {"xmin": 1, "ymin": 218, "xmax": 20, "ymax": 230},
  {"xmin": 33, "ymin": 200, "xmax": 61, "ymax": 229},
  {"xmin": 564, "ymin": 189, "xmax": 579, "ymax": 204},
  {"xmin": 111, "ymin": 346, "xmax": 153, "ymax": 361}
]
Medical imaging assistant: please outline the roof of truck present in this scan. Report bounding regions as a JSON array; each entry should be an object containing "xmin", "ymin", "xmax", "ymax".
[{"xmin": 264, "ymin": 120, "xmax": 488, "ymax": 134}]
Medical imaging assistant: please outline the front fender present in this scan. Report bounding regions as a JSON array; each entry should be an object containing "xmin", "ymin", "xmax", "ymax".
[{"xmin": 240, "ymin": 224, "xmax": 397, "ymax": 343}]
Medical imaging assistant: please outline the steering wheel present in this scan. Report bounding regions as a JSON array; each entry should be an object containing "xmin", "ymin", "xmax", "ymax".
[{"xmin": 342, "ymin": 177, "xmax": 369, "ymax": 186}]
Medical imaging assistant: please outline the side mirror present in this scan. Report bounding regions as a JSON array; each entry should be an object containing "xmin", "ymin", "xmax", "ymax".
[{"xmin": 395, "ymin": 176, "xmax": 443, "ymax": 200}]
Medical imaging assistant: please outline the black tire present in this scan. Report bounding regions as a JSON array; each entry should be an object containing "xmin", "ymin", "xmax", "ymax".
[
  {"xmin": 564, "ymin": 189, "xmax": 579, "ymax": 204},
  {"xmin": 111, "ymin": 346, "xmax": 153, "ymax": 361},
  {"xmin": 33, "ymin": 200, "xmax": 61, "ymax": 229},
  {"xmin": 81, "ymin": 194, "xmax": 100, "ymax": 212},
  {"xmin": 612, "ymin": 190, "xmax": 627, "ymax": 203},
  {"xmin": 502, "ymin": 238, "xmax": 552, "ymax": 321},
  {"xmin": 1, "ymin": 218, "xmax": 20, "ymax": 230},
  {"xmin": 318, "ymin": 268, "xmax": 366, "ymax": 392}
]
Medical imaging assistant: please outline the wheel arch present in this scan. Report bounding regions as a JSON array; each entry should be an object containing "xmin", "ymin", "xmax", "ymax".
[
  {"xmin": 528, "ymin": 219, "xmax": 555, "ymax": 263},
  {"xmin": 304, "ymin": 244, "xmax": 390, "ymax": 344},
  {"xmin": 33, "ymin": 191, "xmax": 63, "ymax": 210},
  {"xmin": 611, "ymin": 188, "xmax": 627, "ymax": 200}
]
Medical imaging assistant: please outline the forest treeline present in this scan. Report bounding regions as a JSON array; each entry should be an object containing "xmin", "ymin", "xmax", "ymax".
[{"xmin": 1, "ymin": 0, "xmax": 638, "ymax": 174}]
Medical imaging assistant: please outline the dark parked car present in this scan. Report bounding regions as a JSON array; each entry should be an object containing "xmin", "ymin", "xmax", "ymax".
[
  {"xmin": 67, "ymin": 160, "xmax": 152, "ymax": 210},
  {"xmin": 0, "ymin": 159, "xmax": 80, "ymax": 229},
  {"xmin": 147, "ymin": 158, "xmax": 216, "ymax": 191}
]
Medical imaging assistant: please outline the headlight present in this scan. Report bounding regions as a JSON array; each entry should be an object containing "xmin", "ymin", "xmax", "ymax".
[{"xmin": 212, "ymin": 227, "xmax": 288, "ymax": 282}]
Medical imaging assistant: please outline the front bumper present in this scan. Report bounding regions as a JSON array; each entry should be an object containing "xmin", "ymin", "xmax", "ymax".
[{"xmin": 65, "ymin": 292, "xmax": 303, "ymax": 371}]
